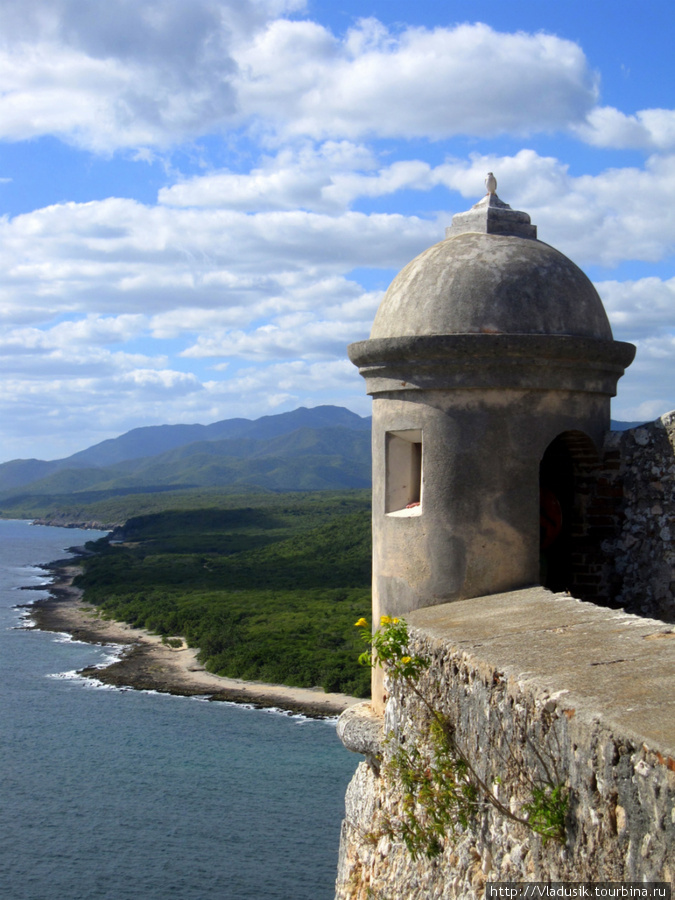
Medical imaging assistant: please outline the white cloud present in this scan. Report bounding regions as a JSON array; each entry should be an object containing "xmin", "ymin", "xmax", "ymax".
[
  {"xmin": 577, "ymin": 106, "xmax": 675, "ymax": 151},
  {"xmin": 161, "ymin": 141, "xmax": 438, "ymax": 214},
  {"xmin": 596, "ymin": 277, "xmax": 675, "ymax": 341},
  {"xmin": 2, "ymin": 133, "xmax": 675, "ymax": 457},
  {"xmin": 181, "ymin": 314, "xmax": 373, "ymax": 361},
  {"xmin": 593, "ymin": 277, "xmax": 675, "ymax": 422},
  {"xmin": 0, "ymin": 0, "xmax": 302, "ymax": 152},
  {"xmin": 0, "ymin": 352, "xmax": 369, "ymax": 461},
  {"xmin": 0, "ymin": 187, "xmax": 397, "ymax": 457},
  {"xmin": 528, "ymin": 155, "xmax": 675, "ymax": 267},
  {"xmin": 2, "ymin": 148, "xmax": 675, "ymax": 430},
  {"xmin": 148, "ymin": 274, "xmax": 380, "ymax": 340},
  {"xmin": 0, "ymin": 368, "xmax": 204, "ymax": 461},
  {"xmin": 119, "ymin": 368, "xmax": 202, "ymax": 393},
  {"xmin": 0, "ymin": 198, "xmax": 437, "ymax": 326},
  {"xmin": 203, "ymin": 357, "xmax": 368, "ymax": 411},
  {"xmin": 0, "ymin": 339, "xmax": 164, "ymax": 377},
  {"xmin": 49, "ymin": 314, "xmax": 146, "ymax": 345},
  {"xmin": 612, "ymin": 333, "xmax": 675, "ymax": 423},
  {"xmin": 158, "ymin": 142, "xmax": 675, "ymax": 273},
  {"xmin": 159, "ymin": 141, "xmax": 379, "ymax": 211},
  {"xmin": 1, "ymin": 151, "xmax": 673, "ymax": 318},
  {"xmin": 2, "ymin": 4, "xmax": 673, "ymax": 460},
  {"xmin": 0, "ymin": 8, "xmax": 598, "ymax": 152},
  {"xmin": 235, "ymin": 19, "xmax": 597, "ymax": 142},
  {"xmin": 413, "ymin": 148, "xmax": 675, "ymax": 268}
]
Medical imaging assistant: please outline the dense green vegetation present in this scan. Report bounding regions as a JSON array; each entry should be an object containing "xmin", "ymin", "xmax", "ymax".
[
  {"xmin": 0, "ymin": 485, "xmax": 369, "ymax": 527},
  {"xmin": 0, "ymin": 485, "xmax": 232, "ymax": 525},
  {"xmin": 75, "ymin": 492, "xmax": 373, "ymax": 697}
]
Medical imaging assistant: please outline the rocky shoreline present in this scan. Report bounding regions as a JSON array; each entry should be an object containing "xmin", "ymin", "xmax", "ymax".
[
  {"xmin": 31, "ymin": 517, "xmax": 121, "ymax": 530},
  {"xmin": 26, "ymin": 559, "xmax": 361, "ymax": 719}
]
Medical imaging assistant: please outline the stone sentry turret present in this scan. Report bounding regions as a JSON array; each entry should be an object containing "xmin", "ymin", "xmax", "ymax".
[{"xmin": 348, "ymin": 178, "xmax": 635, "ymax": 710}]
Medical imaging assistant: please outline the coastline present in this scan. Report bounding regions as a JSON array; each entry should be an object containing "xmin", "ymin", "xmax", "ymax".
[{"xmin": 28, "ymin": 560, "xmax": 363, "ymax": 719}]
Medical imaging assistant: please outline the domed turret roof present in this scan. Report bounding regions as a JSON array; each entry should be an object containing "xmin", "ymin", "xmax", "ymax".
[{"xmin": 370, "ymin": 193, "xmax": 613, "ymax": 342}]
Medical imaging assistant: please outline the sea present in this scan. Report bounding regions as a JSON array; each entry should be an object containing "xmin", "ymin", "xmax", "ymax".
[{"xmin": 0, "ymin": 519, "xmax": 358, "ymax": 900}]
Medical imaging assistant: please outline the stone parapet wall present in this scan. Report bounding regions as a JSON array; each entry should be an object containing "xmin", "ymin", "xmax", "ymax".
[
  {"xmin": 598, "ymin": 412, "xmax": 675, "ymax": 621},
  {"xmin": 557, "ymin": 412, "xmax": 675, "ymax": 618},
  {"xmin": 335, "ymin": 589, "xmax": 675, "ymax": 899}
]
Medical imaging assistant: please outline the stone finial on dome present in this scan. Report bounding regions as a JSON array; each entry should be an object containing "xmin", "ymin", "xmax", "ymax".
[{"xmin": 446, "ymin": 178, "xmax": 537, "ymax": 240}]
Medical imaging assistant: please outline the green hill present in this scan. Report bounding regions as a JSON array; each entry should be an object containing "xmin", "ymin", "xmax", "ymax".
[
  {"xmin": 0, "ymin": 405, "xmax": 371, "ymax": 494},
  {"xmin": 76, "ymin": 495, "xmax": 372, "ymax": 697},
  {"xmin": 0, "ymin": 410, "xmax": 372, "ymax": 521},
  {"xmin": 0, "ymin": 428, "xmax": 369, "ymax": 510}
]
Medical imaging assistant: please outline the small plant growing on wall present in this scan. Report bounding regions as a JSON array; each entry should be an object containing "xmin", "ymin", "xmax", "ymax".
[{"xmin": 355, "ymin": 616, "xmax": 569, "ymax": 859}]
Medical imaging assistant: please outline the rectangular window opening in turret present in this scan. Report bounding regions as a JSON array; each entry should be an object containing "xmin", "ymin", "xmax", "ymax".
[{"xmin": 385, "ymin": 430, "xmax": 423, "ymax": 516}]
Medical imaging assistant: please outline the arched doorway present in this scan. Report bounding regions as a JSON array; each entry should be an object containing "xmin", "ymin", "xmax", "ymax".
[{"xmin": 539, "ymin": 431, "xmax": 600, "ymax": 596}]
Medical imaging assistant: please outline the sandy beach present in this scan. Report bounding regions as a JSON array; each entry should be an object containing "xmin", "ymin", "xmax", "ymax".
[{"xmin": 28, "ymin": 561, "xmax": 363, "ymax": 718}]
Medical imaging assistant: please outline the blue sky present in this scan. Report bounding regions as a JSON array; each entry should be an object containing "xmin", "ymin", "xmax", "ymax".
[{"xmin": 1, "ymin": 0, "xmax": 674, "ymax": 461}]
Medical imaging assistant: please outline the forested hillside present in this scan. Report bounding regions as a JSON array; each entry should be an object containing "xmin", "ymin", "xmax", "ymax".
[
  {"xmin": 76, "ymin": 492, "xmax": 372, "ymax": 697},
  {"xmin": 0, "ymin": 406, "xmax": 371, "ymax": 498}
]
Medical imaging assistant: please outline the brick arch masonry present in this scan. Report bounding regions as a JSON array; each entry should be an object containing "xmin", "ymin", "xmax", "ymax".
[
  {"xmin": 539, "ymin": 429, "xmax": 604, "ymax": 599},
  {"xmin": 540, "ymin": 415, "xmax": 675, "ymax": 621}
]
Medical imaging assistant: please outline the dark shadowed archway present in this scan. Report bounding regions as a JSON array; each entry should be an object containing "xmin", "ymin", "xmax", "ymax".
[{"xmin": 539, "ymin": 430, "xmax": 602, "ymax": 597}]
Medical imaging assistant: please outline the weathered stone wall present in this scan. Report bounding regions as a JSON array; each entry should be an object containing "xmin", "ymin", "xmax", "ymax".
[
  {"xmin": 335, "ymin": 590, "xmax": 675, "ymax": 899},
  {"xmin": 598, "ymin": 412, "xmax": 675, "ymax": 622},
  {"xmin": 556, "ymin": 413, "xmax": 675, "ymax": 618},
  {"xmin": 335, "ymin": 417, "xmax": 675, "ymax": 897}
]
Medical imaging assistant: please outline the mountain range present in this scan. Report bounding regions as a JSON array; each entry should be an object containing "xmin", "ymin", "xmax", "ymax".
[
  {"xmin": 0, "ymin": 407, "xmax": 643, "ymax": 502},
  {"xmin": 0, "ymin": 406, "xmax": 373, "ymax": 497}
]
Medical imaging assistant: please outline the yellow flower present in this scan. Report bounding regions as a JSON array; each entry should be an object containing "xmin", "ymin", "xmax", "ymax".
[
  {"xmin": 392, "ymin": 618, "xmax": 400, "ymax": 624},
  {"xmin": 354, "ymin": 617, "xmax": 368, "ymax": 628},
  {"xmin": 401, "ymin": 656, "xmax": 412, "ymax": 664},
  {"xmin": 380, "ymin": 615, "xmax": 392, "ymax": 626}
]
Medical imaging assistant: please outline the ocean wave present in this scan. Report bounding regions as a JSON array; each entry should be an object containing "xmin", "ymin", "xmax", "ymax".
[
  {"xmin": 50, "ymin": 631, "xmax": 127, "ymax": 663},
  {"xmin": 52, "ymin": 631, "xmax": 87, "ymax": 643},
  {"xmin": 47, "ymin": 670, "xmax": 125, "ymax": 691},
  {"xmin": 215, "ymin": 699, "xmax": 339, "ymax": 724},
  {"xmin": 10, "ymin": 604, "xmax": 38, "ymax": 628}
]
